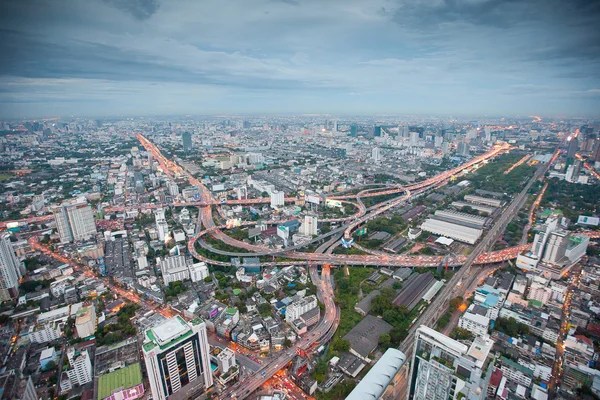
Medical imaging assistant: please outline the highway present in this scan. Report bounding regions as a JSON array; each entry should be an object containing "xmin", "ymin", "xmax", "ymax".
[{"xmin": 396, "ymin": 148, "xmax": 559, "ymax": 399}]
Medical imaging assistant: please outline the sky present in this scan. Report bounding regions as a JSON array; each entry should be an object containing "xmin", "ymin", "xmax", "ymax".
[{"xmin": 1, "ymin": 0, "xmax": 599, "ymax": 118}]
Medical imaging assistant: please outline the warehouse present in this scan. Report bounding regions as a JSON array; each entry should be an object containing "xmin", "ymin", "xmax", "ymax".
[
  {"xmin": 343, "ymin": 315, "xmax": 393, "ymax": 361},
  {"xmin": 464, "ymin": 194, "xmax": 503, "ymax": 208},
  {"xmin": 393, "ymin": 272, "xmax": 437, "ymax": 311},
  {"xmin": 421, "ymin": 219, "xmax": 483, "ymax": 244},
  {"xmin": 433, "ymin": 210, "xmax": 487, "ymax": 229},
  {"xmin": 451, "ymin": 201, "xmax": 496, "ymax": 215}
]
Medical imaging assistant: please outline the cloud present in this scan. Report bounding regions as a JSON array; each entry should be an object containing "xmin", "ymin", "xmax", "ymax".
[{"xmin": 0, "ymin": 0, "xmax": 598, "ymax": 117}]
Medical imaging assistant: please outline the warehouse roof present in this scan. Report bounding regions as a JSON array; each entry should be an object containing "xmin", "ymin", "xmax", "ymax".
[{"xmin": 343, "ymin": 315, "xmax": 393, "ymax": 359}]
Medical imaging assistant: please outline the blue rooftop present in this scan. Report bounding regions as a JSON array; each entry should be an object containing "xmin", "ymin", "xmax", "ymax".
[{"xmin": 484, "ymin": 293, "xmax": 499, "ymax": 307}]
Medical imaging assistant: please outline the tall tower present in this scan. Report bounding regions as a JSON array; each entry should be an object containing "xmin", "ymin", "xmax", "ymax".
[
  {"xmin": 0, "ymin": 233, "xmax": 22, "ymax": 301},
  {"xmin": 143, "ymin": 317, "xmax": 213, "ymax": 400},
  {"xmin": 567, "ymin": 136, "xmax": 578, "ymax": 159},
  {"xmin": 182, "ymin": 132, "xmax": 192, "ymax": 153}
]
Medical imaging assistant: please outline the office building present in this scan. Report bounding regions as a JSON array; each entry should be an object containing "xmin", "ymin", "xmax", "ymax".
[
  {"xmin": 158, "ymin": 255, "xmax": 190, "ymax": 284},
  {"xmin": 66, "ymin": 348, "xmax": 93, "ymax": 386},
  {"xmin": 410, "ymin": 131, "xmax": 419, "ymax": 146},
  {"xmin": 372, "ymin": 126, "xmax": 382, "ymax": 137},
  {"xmin": 0, "ymin": 233, "xmax": 23, "ymax": 301},
  {"xmin": 457, "ymin": 142, "xmax": 469, "ymax": 157},
  {"xmin": 143, "ymin": 317, "xmax": 213, "ymax": 400},
  {"xmin": 350, "ymin": 124, "xmax": 358, "ymax": 137},
  {"xmin": 407, "ymin": 326, "xmax": 487, "ymax": 400},
  {"xmin": 53, "ymin": 201, "xmax": 97, "ymax": 243},
  {"xmin": 75, "ymin": 306, "xmax": 97, "ymax": 339},
  {"xmin": 372, "ymin": 147, "xmax": 381, "ymax": 162},
  {"xmin": 285, "ymin": 295, "xmax": 318, "ymax": 324},
  {"xmin": 346, "ymin": 348, "xmax": 407, "ymax": 400},
  {"xmin": 182, "ymin": 132, "xmax": 192, "ymax": 153},
  {"xmin": 567, "ymin": 136, "xmax": 578, "ymax": 159}
]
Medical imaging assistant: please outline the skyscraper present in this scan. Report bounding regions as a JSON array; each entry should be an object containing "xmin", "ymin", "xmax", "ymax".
[
  {"xmin": 155, "ymin": 209, "xmax": 169, "ymax": 241},
  {"xmin": 53, "ymin": 201, "xmax": 97, "ymax": 243},
  {"xmin": 143, "ymin": 316, "xmax": 213, "ymax": 400},
  {"xmin": 350, "ymin": 124, "xmax": 358, "ymax": 137},
  {"xmin": 542, "ymin": 230, "xmax": 571, "ymax": 264},
  {"xmin": 407, "ymin": 326, "xmax": 487, "ymax": 400},
  {"xmin": 372, "ymin": 126, "xmax": 382, "ymax": 137},
  {"xmin": 566, "ymin": 136, "xmax": 578, "ymax": 159},
  {"xmin": 372, "ymin": 147, "xmax": 381, "ymax": 162},
  {"xmin": 0, "ymin": 233, "xmax": 23, "ymax": 301},
  {"xmin": 182, "ymin": 132, "xmax": 192, "ymax": 153}
]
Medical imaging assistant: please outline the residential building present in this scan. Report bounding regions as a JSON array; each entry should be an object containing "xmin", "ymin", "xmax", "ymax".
[
  {"xmin": 158, "ymin": 255, "xmax": 190, "ymax": 284},
  {"xmin": 154, "ymin": 209, "xmax": 169, "ymax": 241},
  {"xmin": 53, "ymin": 201, "xmax": 97, "ymax": 243},
  {"xmin": 75, "ymin": 306, "xmax": 97, "ymax": 339},
  {"xmin": 458, "ymin": 312, "xmax": 490, "ymax": 337},
  {"xmin": 142, "ymin": 317, "xmax": 212, "ymax": 400},
  {"xmin": 285, "ymin": 295, "xmax": 317, "ymax": 324},
  {"xmin": 0, "ymin": 232, "xmax": 23, "ymax": 301},
  {"xmin": 407, "ymin": 326, "xmax": 487, "ymax": 400},
  {"xmin": 66, "ymin": 348, "xmax": 93, "ymax": 386},
  {"xmin": 216, "ymin": 348, "xmax": 236, "ymax": 374},
  {"xmin": 189, "ymin": 262, "xmax": 209, "ymax": 282}
]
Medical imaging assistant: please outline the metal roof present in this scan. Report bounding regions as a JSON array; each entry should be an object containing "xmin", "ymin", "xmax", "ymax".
[{"xmin": 346, "ymin": 348, "xmax": 407, "ymax": 400}]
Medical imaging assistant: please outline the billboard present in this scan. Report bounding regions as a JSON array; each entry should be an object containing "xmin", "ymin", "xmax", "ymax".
[
  {"xmin": 356, "ymin": 228, "xmax": 367, "ymax": 236},
  {"xmin": 305, "ymin": 195, "xmax": 321, "ymax": 205},
  {"xmin": 578, "ymin": 216, "xmax": 600, "ymax": 226},
  {"xmin": 326, "ymin": 199, "xmax": 342, "ymax": 209},
  {"xmin": 209, "ymin": 307, "xmax": 219, "ymax": 319}
]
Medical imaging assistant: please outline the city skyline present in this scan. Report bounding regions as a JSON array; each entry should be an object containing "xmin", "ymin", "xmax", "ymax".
[{"xmin": 1, "ymin": 0, "xmax": 600, "ymax": 118}]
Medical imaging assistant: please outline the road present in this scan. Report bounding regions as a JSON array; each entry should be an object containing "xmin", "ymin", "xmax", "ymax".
[
  {"xmin": 548, "ymin": 265, "xmax": 581, "ymax": 395},
  {"xmin": 396, "ymin": 153, "xmax": 556, "ymax": 399}
]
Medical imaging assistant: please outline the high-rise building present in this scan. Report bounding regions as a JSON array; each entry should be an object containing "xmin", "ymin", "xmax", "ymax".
[
  {"xmin": 270, "ymin": 190, "xmax": 285, "ymax": 208},
  {"xmin": 350, "ymin": 124, "xmax": 358, "ymax": 137},
  {"xmin": 158, "ymin": 255, "xmax": 190, "ymax": 284},
  {"xmin": 168, "ymin": 181, "xmax": 179, "ymax": 197},
  {"xmin": 301, "ymin": 215, "xmax": 318, "ymax": 236},
  {"xmin": 372, "ymin": 126, "xmax": 382, "ymax": 137},
  {"xmin": 333, "ymin": 120, "xmax": 338, "ymax": 132},
  {"xmin": 74, "ymin": 306, "xmax": 97, "ymax": 339},
  {"xmin": 155, "ymin": 209, "xmax": 169, "ymax": 241},
  {"xmin": 567, "ymin": 136, "xmax": 578, "ymax": 159},
  {"xmin": 285, "ymin": 295, "xmax": 318, "ymax": 323},
  {"xmin": 484, "ymin": 126, "xmax": 491, "ymax": 142},
  {"xmin": 410, "ymin": 131, "xmax": 419, "ymax": 146},
  {"xmin": 407, "ymin": 326, "xmax": 487, "ymax": 400},
  {"xmin": 543, "ymin": 230, "xmax": 571, "ymax": 264},
  {"xmin": 0, "ymin": 233, "xmax": 23, "ymax": 301},
  {"xmin": 216, "ymin": 348, "xmax": 236, "ymax": 374},
  {"xmin": 457, "ymin": 142, "xmax": 470, "ymax": 157},
  {"xmin": 372, "ymin": 147, "xmax": 382, "ymax": 162},
  {"xmin": 182, "ymin": 132, "xmax": 192, "ymax": 153},
  {"xmin": 66, "ymin": 348, "xmax": 93, "ymax": 386},
  {"xmin": 531, "ymin": 216, "xmax": 559, "ymax": 258},
  {"xmin": 143, "ymin": 317, "xmax": 213, "ymax": 400},
  {"xmin": 53, "ymin": 202, "xmax": 97, "ymax": 243}
]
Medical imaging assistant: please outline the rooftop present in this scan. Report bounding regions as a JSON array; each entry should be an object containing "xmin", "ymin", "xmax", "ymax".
[
  {"xmin": 144, "ymin": 316, "xmax": 192, "ymax": 352},
  {"xmin": 343, "ymin": 315, "xmax": 393, "ymax": 358},
  {"xmin": 97, "ymin": 363, "xmax": 143, "ymax": 400}
]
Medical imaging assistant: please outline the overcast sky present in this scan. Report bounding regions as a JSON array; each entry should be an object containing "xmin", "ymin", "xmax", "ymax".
[{"xmin": 1, "ymin": 0, "xmax": 599, "ymax": 118}]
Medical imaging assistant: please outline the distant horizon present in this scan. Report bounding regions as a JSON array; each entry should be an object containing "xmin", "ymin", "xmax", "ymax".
[{"xmin": 1, "ymin": 0, "xmax": 599, "ymax": 118}]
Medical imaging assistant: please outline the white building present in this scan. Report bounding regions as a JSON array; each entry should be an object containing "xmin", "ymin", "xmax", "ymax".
[
  {"xmin": 29, "ymin": 321, "xmax": 64, "ymax": 344},
  {"xmin": 516, "ymin": 252, "xmax": 539, "ymax": 272},
  {"xmin": 527, "ymin": 281, "xmax": 552, "ymax": 305},
  {"xmin": 371, "ymin": 147, "xmax": 381, "ymax": 162},
  {"xmin": 189, "ymin": 262, "xmax": 209, "ymax": 282},
  {"xmin": 458, "ymin": 312, "xmax": 490, "ymax": 337},
  {"xmin": 285, "ymin": 295, "xmax": 317, "ymax": 324},
  {"xmin": 408, "ymin": 326, "xmax": 488, "ymax": 400},
  {"xmin": 143, "ymin": 317, "xmax": 213, "ymax": 400},
  {"xmin": 154, "ymin": 209, "xmax": 169, "ymax": 241},
  {"xmin": 216, "ymin": 347, "xmax": 236, "ymax": 374},
  {"xmin": 158, "ymin": 255, "xmax": 190, "ymax": 284},
  {"xmin": 542, "ymin": 230, "xmax": 570, "ymax": 264},
  {"xmin": 565, "ymin": 235, "xmax": 590, "ymax": 264},
  {"xmin": 0, "ymin": 232, "xmax": 23, "ymax": 301},
  {"xmin": 463, "ymin": 195, "xmax": 502, "ymax": 208},
  {"xmin": 66, "ymin": 348, "xmax": 93, "ymax": 386},
  {"xmin": 74, "ymin": 306, "xmax": 97, "ymax": 339},
  {"xmin": 53, "ymin": 201, "xmax": 97, "ymax": 243},
  {"xmin": 270, "ymin": 190, "xmax": 285, "ymax": 208},
  {"xmin": 300, "ymin": 215, "xmax": 318, "ymax": 236},
  {"xmin": 420, "ymin": 219, "xmax": 482, "ymax": 245},
  {"xmin": 167, "ymin": 181, "xmax": 179, "ymax": 197}
]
